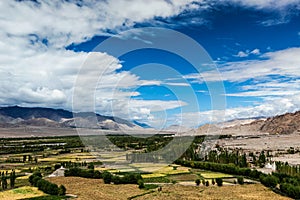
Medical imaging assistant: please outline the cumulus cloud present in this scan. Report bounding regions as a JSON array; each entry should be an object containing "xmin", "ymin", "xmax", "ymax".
[
  {"xmin": 0, "ymin": 0, "xmax": 197, "ymax": 48},
  {"xmin": 0, "ymin": 0, "xmax": 199, "ymax": 124},
  {"xmin": 179, "ymin": 93, "xmax": 300, "ymax": 127},
  {"xmin": 1, "ymin": 0, "xmax": 300, "ymax": 126},
  {"xmin": 235, "ymin": 48, "xmax": 260, "ymax": 57},
  {"xmin": 221, "ymin": 0, "xmax": 300, "ymax": 10},
  {"xmin": 186, "ymin": 47, "xmax": 300, "ymax": 83}
]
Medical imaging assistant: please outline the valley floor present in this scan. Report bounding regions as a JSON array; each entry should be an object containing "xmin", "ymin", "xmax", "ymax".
[{"xmin": 48, "ymin": 177, "xmax": 291, "ymax": 200}]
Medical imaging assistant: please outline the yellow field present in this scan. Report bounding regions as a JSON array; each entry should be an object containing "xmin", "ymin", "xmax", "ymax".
[
  {"xmin": 141, "ymin": 173, "xmax": 166, "ymax": 179},
  {"xmin": 137, "ymin": 184, "xmax": 291, "ymax": 200},
  {"xmin": 0, "ymin": 186, "xmax": 45, "ymax": 200},
  {"xmin": 155, "ymin": 166, "xmax": 190, "ymax": 175},
  {"xmin": 0, "ymin": 169, "xmax": 21, "ymax": 173},
  {"xmin": 199, "ymin": 171, "xmax": 234, "ymax": 179},
  {"xmin": 16, "ymin": 175, "xmax": 30, "ymax": 180},
  {"xmin": 48, "ymin": 177, "xmax": 145, "ymax": 200},
  {"xmin": 47, "ymin": 177, "xmax": 291, "ymax": 200}
]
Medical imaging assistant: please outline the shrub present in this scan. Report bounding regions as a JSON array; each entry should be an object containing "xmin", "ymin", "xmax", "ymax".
[
  {"xmin": 216, "ymin": 178, "xmax": 223, "ymax": 186},
  {"xmin": 205, "ymin": 181, "xmax": 209, "ymax": 187},
  {"xmin": 58, "ymin": 185, "xmax": 66, "ymax": 196},
  {"xmin": 29, "ymin": 171, "xmax": 42, "ymax": 186},
  {"xmin": 237, "ymin": 176, "xmax": 244, "ymax": 185},
  {"xmin": 260, "ymin": 175, "xmax": 279, "ymax": 188},
  {"xmin": 195, "ymin": 179, "xmax": 200, "ymax": 186},
  {"xmin": 138, "ymin": 179, "xmax": 145, "ymax": 189},
  {"xmin": 102, "ymin": 171, "xmax": 113, "ymax": 184},
  {"xmin": 212, "ymin": 179, "xmax": 215, "ymax": 185}
]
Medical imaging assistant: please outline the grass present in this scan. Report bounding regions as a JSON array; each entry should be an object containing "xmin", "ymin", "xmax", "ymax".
[
  {"xmin": 143, "ymin": 176, "xmax": 172, "ymax": 183},
  {"xmin": 155, "ymin": 166, "xmax": 190, "ymax": 175},
  {"xmin": 141, "ymin": 173, "xmax": 166, "ymax": 179},
  {"xmin": 198, "ymin": 171, "xmax": 234, "ymax": 179},
  {"xmin": 0, "ymin": 169, "xmax": 21, "ymax": 173},
  {"xmin": 0, "ymin": 186, "xmax": 45, "ymax": 200},
  {"xmin": 143, "ymin": 184, "xmax": 159, "ymax": 190}
]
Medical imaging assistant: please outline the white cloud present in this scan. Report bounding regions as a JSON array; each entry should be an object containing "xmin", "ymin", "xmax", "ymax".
[
  {"xmin": 237, "ymin": 51, "xmax": 249, "ymax": 58},
  {"xmin": 251, "ymin": 48, "xmax": 260, "ymax": 55},
  {"xmin": 1, "ymin": 0, "xmax": 300, "ymax": 126},
  {"xmin": 224, "ymin": 0, "xmax": 300, "ymax": 10},
  {"xmin": 235, "ymin": 48, "xmax": 260, "ymax": 57},
  {"xmin": 0, "ymin": 0, "xmax": 197, "ymax": 48},
  {"xmin": 180, "ymin": 93, "xmax": 300, "ymax": 127},
  {"xmin": 0, "ymin": 0, "xmax": 199, "ymax": 124},
  {"xmin": 186, "ymin": 47, "xmax": 300, "ymax": 83}
]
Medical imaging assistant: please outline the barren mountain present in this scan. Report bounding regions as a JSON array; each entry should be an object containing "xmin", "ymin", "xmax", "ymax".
[
  {"xmin": 195, "ymin": 111, "xmax": 300, "ymax": 136},
  {"xmin": 0, "ymin": 106, "xmax": 141, "ymax": 131},
  {"xmin": 260, "ymin": 111, "xmax": 300, "ymax": 134}
]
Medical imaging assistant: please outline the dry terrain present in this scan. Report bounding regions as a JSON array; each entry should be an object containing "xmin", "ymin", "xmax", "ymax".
[{"xmin": 48, "ymin": 177, "xmax": 291, "ymax": 200}]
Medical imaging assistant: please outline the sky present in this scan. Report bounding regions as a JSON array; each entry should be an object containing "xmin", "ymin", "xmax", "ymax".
[{"xmin": 1, "ymin": 0, "xmax": 300, "ymax": 128}]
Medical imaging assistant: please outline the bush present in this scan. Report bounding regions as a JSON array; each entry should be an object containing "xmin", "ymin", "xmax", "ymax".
[
  {"xmin": 260, "ymin": 175, "xmax": 278, "ymax": 188},
  {"xmin": 58, "ymin": 185, "xmax": 66, "ymax": 196},
  {"xmin": 37, "ymin": 179, "xmax": 59, "ymax": 195},
  {"xmin": 216, "ymin": 178, "xmax": 223, "ymax": 186},
  {"xmin": 64, "ymin": 168, "xmax": 102, "ymax": 179},
  {"xmin": 237, "ymin": 176, "xmax": 244, "ymax": 185},
  {"xmin": 138, "ymin": 179, "xmax": 145, "ymax": 189},
  {"xmin": 212, "ymin": 179, "xmax": 215, "ymax": 185},
  {"xmin": 102, "ymin": 171, "xmax": 113, "ymax": 184},
  {"xmin": 28, "ymin": 172, "xmax": 62, "ymax": 196},
  {"xmin": 195, "ymin": 179, "xmax": 200, "ymax": 186},
  {"xmin": 29, "ymin": 171, "xmax": 42, "ymax": 185},
  {"xmin": 205, "ymin": 181, "xmax": 209, "ymax": 187}
]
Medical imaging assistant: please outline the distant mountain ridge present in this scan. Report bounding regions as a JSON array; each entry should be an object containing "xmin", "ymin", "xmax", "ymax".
[
  {"xmin": 196, "ymin": 110, "xmax": 300, "ymax": 135},
  {"xmin": 0, "ymin": 106, "xmax": 140, "ymax": 130},
  {"xmin": 260, "ymin": 111, "xmax": 300, "ymax": 134}
]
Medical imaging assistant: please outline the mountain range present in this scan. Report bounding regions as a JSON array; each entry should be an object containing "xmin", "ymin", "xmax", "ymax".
[
  {"xmin": 0, "ymin": 106, "xmax": 143, "ymax": 131},
  {"xmin": 0, "ymin": 106, "xmax": 300, "ymax": 135}
]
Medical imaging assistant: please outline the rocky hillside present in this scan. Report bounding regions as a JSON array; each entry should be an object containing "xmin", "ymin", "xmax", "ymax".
[
  {"xmin": 260, "ymin": 111, "xmax": 300, "ymax": 134},
  {"xmin": 195, "ymin": 110, "xmax": 300, "ymax": 135}
]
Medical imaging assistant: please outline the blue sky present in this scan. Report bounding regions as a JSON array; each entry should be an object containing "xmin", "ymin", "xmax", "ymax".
[{"xmin": 1, "ymin": 0, "xmax": 300, "ymax": 127}]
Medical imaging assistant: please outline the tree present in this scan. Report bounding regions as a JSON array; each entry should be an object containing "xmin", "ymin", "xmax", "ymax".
[
  {"xmin": 29, "ymin": 171, "xmax": 42, "ymax": 185},
  {"xmin": 237, "ymin": 176, "xmax": 244, "ymax": 185},
  {"xmin": 258, "ymin": 151, "xmax": 266, "ymax": 167},
  {"xmin": 10, "ymin": 170, "xmax": 16, "ymax": 188},
  {"xmin": 212, "ymin": 179, "xmax": 215, "ymax": 185},
  {"xmin": 205, "ymin": 181, "xmax": 209, "ymax": 187},
  {"xmin": 260, "ymin": 175, "xmax": 278, "ymax": 188},
  {"xmin": 138, "ymin": 179, "xmax": 144, "ymax": 189},
  {"xmin": 1, "ymin": 172, "xmax": 7, "ymax": 190},
  {"xmin": 216, "ymin": 178, "xmax": 223, "ymax": 186},
  {"xmin": 58, "ymin": 185, "xmax": 66, "ymax": 196},
  {"xmin": 102, "ymin": 171, "xmax": 112, "ymax": 184},
  {"xmin": 87, "ymin": 163, "xmax": 94, "ymax": 170},
  {"xmin": 195, "ymin": 179, "xmax": 200, "ymax": 186}
]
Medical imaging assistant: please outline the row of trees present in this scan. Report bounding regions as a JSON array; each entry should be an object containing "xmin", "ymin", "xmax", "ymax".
[
  {"xmin": 195, "ymin": 178, "xmax": 223, "ymax": 186},
  {"xmin": 175, "ymin": 160, "xmax": 263, "ymax": 179},
  {"xmin": 64, "ymin": 168, "xmax": 102, "ymax": 179},
  {"xmin": 205, "ymin": 149, "xmax": 248, "ymax": 168},
  {"xmin": 29, "ymin": 172, "xmax": 66, "ymax": 196},
  {"xmin": 1, "ymin": 170, "xmax": 16, "ymax": 190},
  {"xmin": 102, "ymin": 171, "xmax": 144, "ymax": 188}
]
